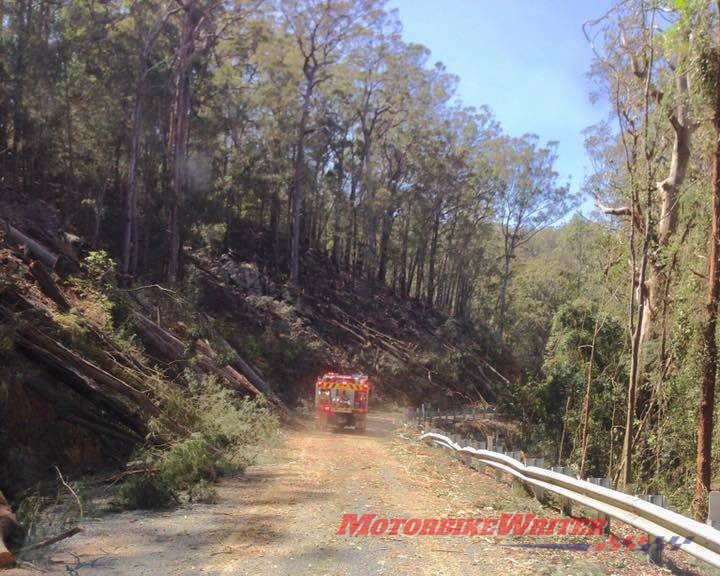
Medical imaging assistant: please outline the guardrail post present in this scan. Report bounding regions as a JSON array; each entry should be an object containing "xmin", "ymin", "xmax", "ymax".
[
  {"xmin": 495, "ymin": 466, "xmax": 503, "ymax": 482},
  {"xmin": 527, "ymin": 458, "xmax": 545, "ymax": 502},
  {"xmin": 485, "ymin": 435, "xmax": 494, "ymax": 451},
  {"xmin": 638, "ymin": 494, "xmax": 666, "ymax": 564},
  {"xmin": 472, "ymin": 440, "xmax": 486, "ymax": 471},
  {"xmin": 462, "ymin": 440, "xmax": 473, "ymax": 466},
  {"xmin": 452, "ymin": 434, "xmax": 462, "ymax": 461},
  {"xmin": 506, "ymin": 451, "xmax": 521, "ymax": 493},
  {"xmin": 552, "ymin": 466, "xmax": 572, "ymax": 516},
  {"xmin": 599, "ymin": 478, "xmax": 612, "ymax": 534},
  {"xmin": 490, "ymin": 442, "xmax": 503, "ymax": 480},
  {"xmin": 589, "ymin": 478, "xmax": 611, "ymax": 534},
  {"xmin": 708, "ymin": 492, "xmax": 720, "ymax": 530}
]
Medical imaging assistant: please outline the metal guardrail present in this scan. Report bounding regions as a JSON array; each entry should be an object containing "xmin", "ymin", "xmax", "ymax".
[
  {"xmin": 407, "ymin": 405, "xmax": 494, "ymax": 423},
  {"xmin": 418, "ymin": 429, "xmax": 720, "ymax": 570}
]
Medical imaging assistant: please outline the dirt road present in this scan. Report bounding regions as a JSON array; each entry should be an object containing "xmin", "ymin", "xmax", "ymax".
[{"xmin": 12, "ymin": 412, "xmax": 718, "ymax": 575}]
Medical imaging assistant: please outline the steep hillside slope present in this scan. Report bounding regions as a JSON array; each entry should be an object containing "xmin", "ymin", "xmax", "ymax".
[{"xmin": 0, "ymin": 198, "xmax": 508, "ymax": 523}]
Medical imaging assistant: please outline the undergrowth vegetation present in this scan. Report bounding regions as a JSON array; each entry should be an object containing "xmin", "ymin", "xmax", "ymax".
[{"xmin": 119, "ymin": 373, "xmax": 278, "ymax": 510}]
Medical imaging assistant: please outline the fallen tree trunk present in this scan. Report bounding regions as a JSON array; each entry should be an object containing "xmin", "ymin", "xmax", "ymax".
[
  {"xmin": 133, "ymin": 311, "xmax": 259, "ymax": 394},
  {"xmin": 21, "ymin": 326, "xmax": 161, "ymax": 418},
  {"xmin": 15, "ymin": 338, "xmax": 148, "ymax": 438},
  {"xmin": 0, "ymin": 492, "xmax": 23, "ymax": 568},
  {"xmin": 132, "ymin": 312, "xmax": 293, "ymax": 416},
  {"xmin": 131, "ymin": 311, "xmax": 185, "ymax": 360},
  {"xmin": 17, "ymin": 325, "xmax": 188, "ymax": 438},
  {"xmin": 29, "ymin": 260, "xmax": 70, "ymax": 312},
  {"xmin": 3, "ymin": 220, "xmax": 61, "ymax": 272},
  {"xmin": 23, "ymin": 376, "xmax": 144, "ymax": 447},
  {"xmin": 196, "ymin": 339, "xmax": 283, "ymax": 405}
]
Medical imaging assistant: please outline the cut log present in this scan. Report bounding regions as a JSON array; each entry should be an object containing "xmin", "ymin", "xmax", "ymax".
[
  {"xmin": 17, "ymin": 326, "xmax": 188, "ymax": 438},
  {"xmin": 196, "ymin": 354, "xmax": 264, "ymax": 396},
  {"xmin": 29, "ymin": 260, "xmax": 70, "ymax": 312},
  {"xmin": 132, "ymin": 311, "xmax": 185, "ymax": 360},
  {"xmin": 195, "ymin": 338, "xmax": 284, "ymax": 406},
  {"xmin": 0, "ymin": 491, "xmax": 23, "ymax": 568},
  {"xmin": 3, "ymin": 220, "xmax": 61, "ymax": 272},
  {"xmin": 21, "ymin": 326, "xmax": 161, "ymax": 418},
  {"xmin": 132, "ymin": 312, "xmax": 291, "ymax": 414},
  {"xmin": 0, "ymin": 540, "xmax": 12, "ymax": 569},
  {"xmin": 133, "ymin": 311, "xmax": 255, "ymax": 392},
  {"xmin": 16, "ymin": 339, "xmax": 148, "ymax": 437}
]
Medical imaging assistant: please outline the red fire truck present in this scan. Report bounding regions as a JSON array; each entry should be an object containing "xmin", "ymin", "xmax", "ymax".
[{"xmin": 315, "ymin": 373, "xmax": 370, "ymax": 432}]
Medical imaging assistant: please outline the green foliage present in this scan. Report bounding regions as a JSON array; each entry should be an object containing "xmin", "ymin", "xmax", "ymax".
[
  {"xmin": 186, "ymin": 373, "xmax": 278, "ymax": 470},
  {"xmin": 188, "ymin": 480, "xmax": 218, "ymax": 504},
  {"xmin": 65, "ymin": 251, "xmax": 126, "ymax": 330},
  {"xmin": 510, "ymin": 300, "xmax": 626, "ymax": 476},
  {"xmin": 84, "ymin": 251, "xmax": 117, "ymax": 286},
  {"xmin": 118, "ymin": 474, "xmax": 178, "ymax": 511},
  {"xmin": 119, "ymin": 373, "xmax": 277, "ymax": 510}
]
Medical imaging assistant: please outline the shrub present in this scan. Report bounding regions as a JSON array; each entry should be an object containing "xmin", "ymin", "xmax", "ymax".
[
  {"xmin": 118, "ymin": 475, "xmax": 177, "ymax": 510},
  {"xmin": 187, "ymin": 373, "xmax": 279, "ymax": 471},
  {"xmin": 158, "ymin": 434, "xmax": 216, "ymax": 489},
  {"xmin": 188, "ymin": 480, "xmax": 218, "ymax": 504},
  {"xmin": 118, "ymin": 435, "xmax": 214, "ymax": 510},
  {"xmin": 119, "ymin": 373, "xmax": 278, "ymax": 510}
]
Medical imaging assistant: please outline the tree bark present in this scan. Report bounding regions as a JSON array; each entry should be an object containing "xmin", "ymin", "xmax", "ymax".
[
  {"xmin": 167, "ymin": 2, "xmax": 202, "ymax": 282},
  {"xmin": 376, "ymin": 208, "xmax": 394, "ymax": 286},
  {"xmin": 399, "ymin": 214, "xmax": 409, "ymax": 298},
  {"xmin": 620, "ymin": 191, "xmax": 652, "ymax": 488},
  {"xmin": 579, "ymin": 315, "xmax": 601, "ymax": 479},
  {"xmin": 121, "ymin": 74, "xmax": 144, "ymax": 279},
  {"xmin": 693, "ymin": 4, "xmax": 720, "ymax": 520},
  {"xmin": 426, "ymin": 211, "xmax": 440, "ymax": 308},
  {"xmin": 639, "ymin": 72, "xmax": 692, "ymax": 345},
  {"xmin": 270, "ymin": 186, "xmax": 281, "ymax": 268},
  {"xmin": 0, "ymin": 491, "xmax": 22, "ymax": 568},
  {"xmin": 495, "ymin": 253, "xmax": 511, "ymax": 341},
  {"xmin": 29, "ymin": 260, "xmax": 69, "ymax": 312},
  {"xmin": 3, "ymin": 220, "xmax": 61, "ymax": 271},
  {"xmin": 290, "ymin": 85, "xmax": 313, "ymax": 284}
]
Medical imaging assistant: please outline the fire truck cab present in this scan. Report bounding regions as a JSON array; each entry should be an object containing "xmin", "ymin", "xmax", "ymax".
[{"xmin": 315, "ymin": 373, "xmax": 370, "ymax": 432}]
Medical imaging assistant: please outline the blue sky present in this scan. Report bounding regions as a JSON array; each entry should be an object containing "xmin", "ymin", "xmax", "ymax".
[{"xmin": 389, "ymin": 0, "xmax": 615, "ymax": 206}]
